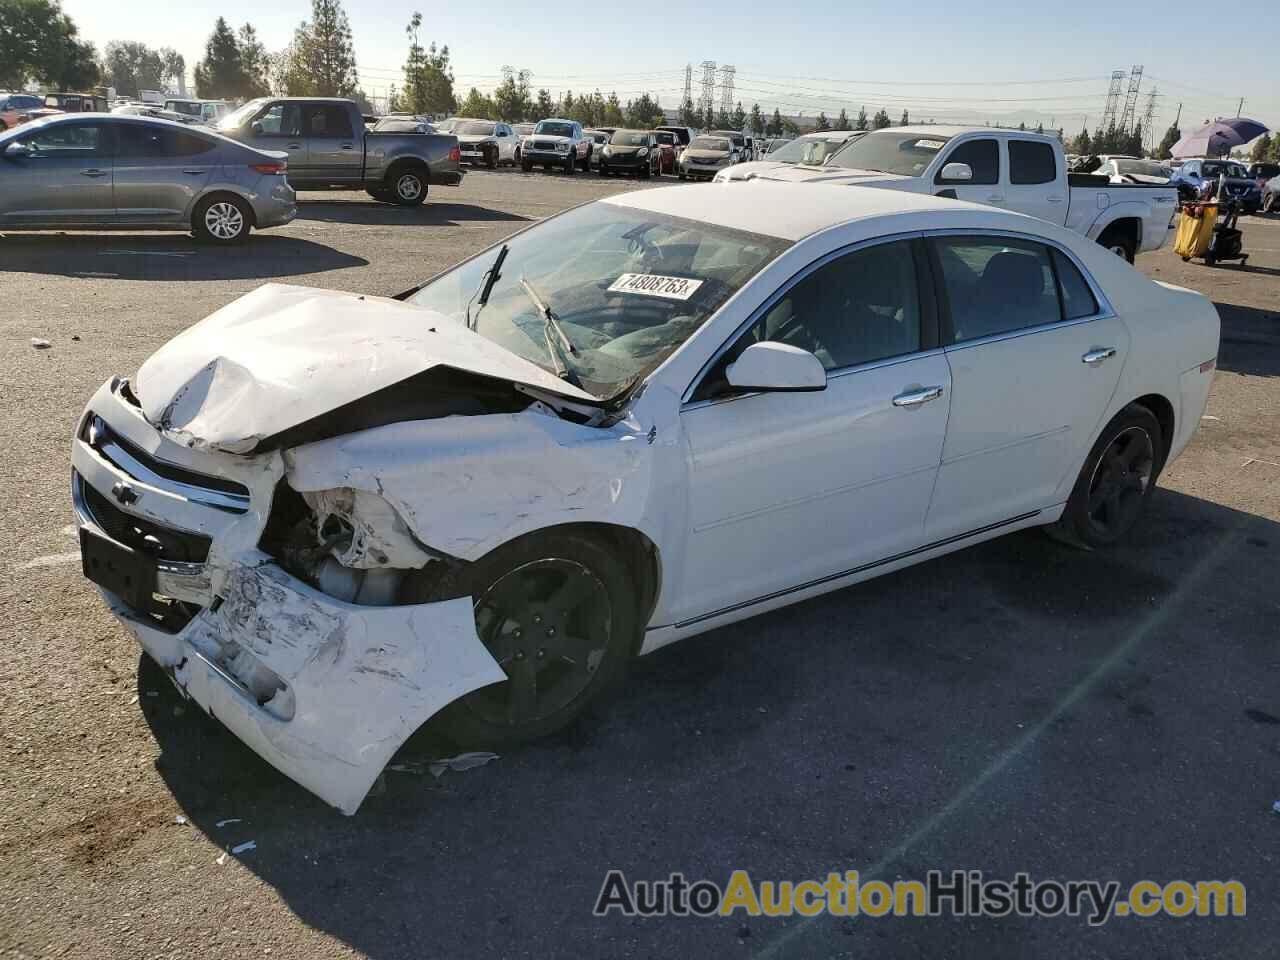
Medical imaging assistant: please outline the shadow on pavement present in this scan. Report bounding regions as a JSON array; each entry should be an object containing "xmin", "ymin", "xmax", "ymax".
[
  {"xmin": 1214, "ymin": 300, "xmax": 1280, "ymax": 378},
  {"xmin": 0, "ymin": 234, "xmax": 367, "ymax": 281},
  {"xmin": 139, "ymin": 488, "xmax": 1280, "ymax": 958},
  {"xmin": 295, "ymin": 200, "xmax": 532, "ymax": 226}
]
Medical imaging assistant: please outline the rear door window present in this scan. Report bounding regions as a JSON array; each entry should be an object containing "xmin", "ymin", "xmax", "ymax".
[
  {"xmin": 936, "ymin": 138, "xmax": 999, "ymax": 185},
  {"xmin": 1051, "ymin": 249, "xmax": 1099, "ymax": 320},
  {"xmin": 305, "ymin": 105, "xmax": 354, "ymax": 138},
  {"xmin": 1009, "ymin": 140, "xmax": 1057, "ymax": 184},
  {"xmin": 933, "ymin": 236, "xmax": 1061, "ymax": 342}
]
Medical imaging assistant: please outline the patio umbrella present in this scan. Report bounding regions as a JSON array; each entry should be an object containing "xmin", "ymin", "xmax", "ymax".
[{"xmin": 1171, "ymin": 118, "xmax": 1270, "ymax": 158}]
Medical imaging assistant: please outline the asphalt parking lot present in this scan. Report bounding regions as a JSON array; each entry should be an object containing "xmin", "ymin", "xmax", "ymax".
[{"xmin": 2, "ymin": 169, "xmax": 1279, "ymax": 959}]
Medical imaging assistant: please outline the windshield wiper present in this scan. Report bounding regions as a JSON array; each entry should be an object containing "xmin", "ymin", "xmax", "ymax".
[
  {"xmin": 519, "ymin": 276, "xmax": 582, "ymax": 386},
  {"xmin": 465, "ymin": 244, "xmax": 508, "ymax": 330}
]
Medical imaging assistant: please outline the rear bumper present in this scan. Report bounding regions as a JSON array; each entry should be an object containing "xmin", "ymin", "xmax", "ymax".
[
  {"xmin": 433, "ymin": 167, "xmax": 465, "ymax": 187},
  {"xmin": 71, "ymin": 378, "xmax": 505, "ymax": 814}
]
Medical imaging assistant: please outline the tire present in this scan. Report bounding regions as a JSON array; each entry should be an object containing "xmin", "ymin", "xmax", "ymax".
[
  {"xmin": 366, "ymin": 187, "xmax": 392, "ymax": 203},
  {"xmin": 678, "ymin": 172, "xmax": 686, "ymax": 181},
  {"xmin": 486, "ymin": 148, "xmax": 498, "ymax": 170},
  {"xmin": 1263, "ymin": 192, "xmax": 1277, "ymax": 214},
  {"xmin": 522, "ymin": 158, "xmax": 533, "ymax": 172},
  {"xmin": 564, "ymin": 152, "xmax": 576, "ymax": 175},
  {"xmin": 192, "ymin": 194, "xmax": 251, "ymax": 244},
  {"xmin": 387, "ymin": 167, "xmax": 427, "ymax": 206},
  {"xmin": 400, "ymin": 530, "xmax": 640, "ymax": 747},
  {"xmin": 1098, "ymin": 228, "xmax": 1135, "ymax": 263},
  {"xmin": 1050, "ymin": 404, "xmax": 1163, "ymax": 549}
]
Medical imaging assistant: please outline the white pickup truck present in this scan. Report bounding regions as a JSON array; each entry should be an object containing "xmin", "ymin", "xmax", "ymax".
[{"xmin": 741, "ymin": 126, "xmax": 1178, "ymax": 262}]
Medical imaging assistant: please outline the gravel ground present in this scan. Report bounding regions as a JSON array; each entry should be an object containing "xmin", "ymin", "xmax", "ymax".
[{"xmin": 2, "ymin": 172, "xmax": 1278, "ymax": 959}]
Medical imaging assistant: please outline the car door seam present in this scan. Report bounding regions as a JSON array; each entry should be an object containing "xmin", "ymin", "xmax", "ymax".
[{"xmin": 939, "ymin": 423, "xmax": 1072, "ymax": 467}]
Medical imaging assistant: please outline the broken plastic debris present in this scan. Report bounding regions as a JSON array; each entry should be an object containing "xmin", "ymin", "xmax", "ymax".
[
  {"xmin": 31, "ymin": 338, "xmax": 51, "ymax": 349},
  {"xmin": 1272, "ymin": 800, "xmax": 1280, "ymax": 815},
  {"xmin": 215, "ymin": 851, "xmax": 228, "ymax": 866},
  {"xmin": 231, "ymin": 840, "xmax": 257, "ymax": 854},
  {"xmin": 174, "ymin": 814, "xmax": 188, "ymax": 825},
  {"xmin": 428, "ymin": 752, "xmax": 499, "ymax": 779},
  {"xmin": 215, "ymin": 818, "xmax": 243, "ymax": 828}
]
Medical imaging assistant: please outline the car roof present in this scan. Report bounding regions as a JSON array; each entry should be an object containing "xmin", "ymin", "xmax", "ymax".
[{"xmin": 602, "ymin": 180, "xmax": 1052, "ymax": 242}]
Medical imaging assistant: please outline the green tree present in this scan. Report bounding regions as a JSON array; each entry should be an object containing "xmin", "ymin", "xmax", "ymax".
[
  {"xmin": 1268, "ymin": 132, "xmax": 1280, "ymax": 163},
  {"xmin": 401, "ymin": 12, "xmax": 454, "ymax": 116},
  {"xmin": 836, "ymin": 108, "xmax": 848, "ymax": 130},
  {"xmin": 560, "ymin": 90, "xmax": 574, "ymax": 117},
  {"xmin": 1249, "ymin": 134, "xmax": 1270, "ymax": 163},
  {"xmin": 854, "ymin": 106, "xmax": 868, "ymax": 131},
  {"xmin": 679, "ymin": 95, "xmax": 696, "ymax": 127},
  {"xmin": 731, "ymin": 100, "xmax": 746, "ymax": 130},
  {"xmin": 103, "ymin": 40, "xmax": 166, "ymax": 97},
  {"xmin": 749, "ymin": 102, "xmax": 764, "ymax": 135},
  {"xmin": 1152, "ymin": 123, "xmax": 1178, "ymax": 160},
  {"xmin": 900, "ymin": 110, "xmax": 909, "ymax": 126},
  {"xmin": 602, "ymin": 92, "xmax": 624, "ymax": 127},
  {"xmin": 701, "ymin": 104, "xmax": 716, "ymax": 129},
  {"xmin": 283, "ymin": 0, "xmax": 359, "ymax": 98},
  {"xmin": 768, "ymin": 108, "xmax": 783, "ymax": 136},
  {"xmin": 715, "ymin": 106, "xmax": 730, "ymax": 129},
  {"xmin": 871, "ymin": 109, "xmax": 891, "ymax": 129},
  {"xmin": 535, "ymin": 88, "xmax": 554, "ymax": 118},
  {"xmin": 1071, "ymin": 124, "xmax": 1092, "ymax": 156},
  {"xmin": 626, "ymin": 93, "xmax": 664, "ymax": 128},
  {"xmin": 492, "ymin": 65, "xmax": 532, "ymax": 121},
  {"xmin": 194, "ymin": 19, "xmax": 243, "ymax": 98},
  {"xmin": 1, "ymin": 0, "xmax": 95, "ymax": 90},
  {"xmin": 814, "ymin": 111, "xmax": 830, "ymax": 131},
  {"xmin": 236, "ymin": 25, "xmax": 270, "ymax": 98},
  {"xmin": 457, "ymin": 87, "xmax": 494, "ymax": 119}
]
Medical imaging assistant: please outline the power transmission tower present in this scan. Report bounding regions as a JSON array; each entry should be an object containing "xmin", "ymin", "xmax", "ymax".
[
  {"xmin": 1118, "ymin": 64, "xmax": 1144, "ymax": 133},
  {"xmin": 1101, "ymin": 69, "xmax": 1125, "ymax": 128},
  {"xmin": 683, "ymin": 64, "xmax": 693, "ymax": 109},
  {"xmin": 1141, "ymin": 87, "xmax": 1158, "ymax": 151},
  {"xmin": 718, "ymin": 64, "xmax": 735, "ymax": 119},
  {"xmin": 699, "ymin": 61, "xmax": 717, "ymax": 121}
]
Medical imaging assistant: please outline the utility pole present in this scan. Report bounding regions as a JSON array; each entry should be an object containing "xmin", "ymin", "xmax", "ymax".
[
  {"xmin": 1174, "ymin": 102, "xmax": 1182, "ymax": 128},
  {"xmin": 1236, "ymin": 97, "xmax": 1244, "ymax": 117}
]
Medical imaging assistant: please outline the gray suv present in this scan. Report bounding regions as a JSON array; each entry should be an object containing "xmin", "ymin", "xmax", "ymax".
[{"xmin": 0, "ymin": 114, "xmax": 296, "ymax": 242}]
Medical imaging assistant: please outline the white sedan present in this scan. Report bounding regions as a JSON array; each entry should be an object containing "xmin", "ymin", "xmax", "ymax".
[{"xmin": 71, "ymin": 184, "xmax": 1219, "ymax": 813}]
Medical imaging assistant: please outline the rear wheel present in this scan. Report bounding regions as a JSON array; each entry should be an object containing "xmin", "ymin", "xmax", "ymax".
[
  {"xmin": 401, "ymin": 531, "xmax": 639, "ymax": 747},
  {"xmin": 486, "ymin": 147, "xmax": 498, "ymax": 170},
  {"xmin": 192, "ymin": 194, "xmax": 251, "ymax": 244},
  {"xmin": 388, "ymin": 167, "xmax": 427, "ymax": 206},
  {"xmin": 1263, "ymin": 192, "xmax": 1277, "ymax": 214},
  {"xmin": 1098, "ymin": 227, "xmax": 1136, "ymax": 263},
  {"xmin": 1050, "ymin": 405, "xmax": 1162, "ymax": 548},
  {"xmin": 522, "ymin": 157, "xmax": 533, "ymax": 172}
]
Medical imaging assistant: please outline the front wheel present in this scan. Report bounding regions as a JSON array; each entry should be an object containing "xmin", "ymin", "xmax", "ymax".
[
  {"xmin": 401, "ymin": 531, "xmax": 640, "ymax": 747},
  {"xmin": 1050, "ymin": 405, "xmax": 1162, "ymax": 549},
  {"xmin": 1263, "ymin": 192, "xmax": 1277, "ymax": 214},
  {"xmin": 388, "ymin": 168, "xmax": 427, "ymax": 206},
  {"xmin": 564, "ymin": 153, "xmax": 576, "ymax": 175},
  {"xmin": 192, "ymin": 194, "xmax": 251, "ymax": 244},
  {"xmin": 1098, "ymin": 228, "xmax": 1135, "ymax": 263},
  {"xmin": 522, "ymin": 158, "xmax": 533, "ymax": 172}
]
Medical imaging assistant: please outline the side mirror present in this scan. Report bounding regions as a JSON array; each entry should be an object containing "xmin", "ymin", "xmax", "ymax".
[
  {"xmin": 725, "ymin": 341, "xmax": 826, "ymax": 393},
  {"xmin": 939, "ymin": 162, "xmax": 973, "ymax": 182},
  {"xmin": 4, "ymin": 142, "xmax": 30, "ymax": 159}
]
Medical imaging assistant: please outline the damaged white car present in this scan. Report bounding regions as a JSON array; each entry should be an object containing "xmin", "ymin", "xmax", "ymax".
[{"xmin": 73, "ymin": 183, "xmax": 1219, "ymax": 813}]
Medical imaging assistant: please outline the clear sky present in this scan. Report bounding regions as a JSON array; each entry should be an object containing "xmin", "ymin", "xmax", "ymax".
[{"xmin": 61, "ymin": 0, "xmax": 1278, "ymax": 139}]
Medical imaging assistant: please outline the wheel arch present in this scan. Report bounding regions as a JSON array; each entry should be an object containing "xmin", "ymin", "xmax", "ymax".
[
  {"xmin": 1129, "ymin": 392, "xmax": 1175, "ymax": 472},
  {"xmin": 385, "ymin": 156, "xmax": 430, "ymax": 186},
  {"xmin": 1093, "ymin": 213, "xmax": 1142, "ymax": 250}
]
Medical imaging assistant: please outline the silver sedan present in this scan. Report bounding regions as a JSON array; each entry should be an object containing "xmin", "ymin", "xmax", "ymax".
[{"xmin": 0, "ymin": 114, "xmax": 296, "ymax": 243}]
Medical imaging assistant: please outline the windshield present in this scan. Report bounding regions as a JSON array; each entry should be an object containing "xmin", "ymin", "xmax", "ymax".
[
  {"xmin": 166, "ymin": 101, "xmax": 200, "ymax": 116},
  {"xmin": 1114, "ymin": 160, "xmax": 1170, "ymax": 178},
  {"xmin": 1202, "ymin": 161, "xmax": 1248, "ymax": 179},
  {"xmin": 690, "ymin": 137, "xmax": 730, "ymax": 151},
  {"xmin": 769, "ymin": 135, "xmax": 852, "ymax": 166},
  {"xmin": 610, "ymin": 130, "xmax": 648, "ymax": 146},
  {"xmin": 767, "ymin": 139, "xmax": 793, "ymax": 154},
  {"xmin": 826, "ymin": 131, "xmax": 951, "ymax": 175},
  {"xmin": 655, "ymin": 132, "xmax": 675, "ymax": 145},
  {"xmin": 408, "ymin": 203, "xmax": 790, "ymax": 398},
  {"xmin": 457, "ymin": 121, "xmax": 495, "ymax": 136},
  {"xmin": 536, "ymin": 121, "xmax": 574, "ymax": 137},
  {"xmin": 219, "ymin": 99, "xmax": 267, "ymax": 130},
  {"xmin": 513, "ymin": 124, "xmax": 534, "ymax": 135}
]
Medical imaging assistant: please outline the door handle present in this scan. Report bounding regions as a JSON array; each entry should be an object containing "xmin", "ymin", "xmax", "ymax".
[
  {"xmin": 1046, "ymin": 195, "xmax": 1065, "ymax": 203},
  {"xmin": 182, "ymin": 168, "xmax": 206, "ymax": 175},
  {"xmin": 987, "ymin": 193, "xmax": 1005, "ymax": 202},
  {"xmin": 1082, "ymin": 347, "xmax": 1116, "ymax": 365},
  {"xmin": 286, "ymin": 143, "xmax": 303, "ymax": 150},
  {"xmin": 340, "ymin": 143, "xmax": 355, "ymax": 150},
  {"xmin": 893, "ymin": 386, "xmax": 944, "ymax": 408},
  {"xmin": 80, "ymin": 169, "xmax": 107, "ymax": 178}
]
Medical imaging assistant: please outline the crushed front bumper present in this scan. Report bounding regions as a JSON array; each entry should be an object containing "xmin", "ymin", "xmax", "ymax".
[{"xmin": 71, "ymin": 378, "xmax": 505, "ymax": 814}]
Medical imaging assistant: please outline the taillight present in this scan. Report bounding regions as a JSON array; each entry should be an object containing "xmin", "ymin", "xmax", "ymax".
[
  {"xmin": 250, "ymin": 161, "xmax": 286, "ymax": 175},
  {"xmin": 448, "ymin": 145, "xmax": 460, "ymax": 163}
]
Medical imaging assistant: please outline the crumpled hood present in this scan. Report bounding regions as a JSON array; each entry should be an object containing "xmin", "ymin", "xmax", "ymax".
[{"xmin": 134, "ymin": 283, "xmax": 597, "ymax": 454}]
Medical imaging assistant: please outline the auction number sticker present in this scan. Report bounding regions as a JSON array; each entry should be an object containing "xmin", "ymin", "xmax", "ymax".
[{"xmin": 607, "ymin": 273, "xmax": 704, "ymax": 301}]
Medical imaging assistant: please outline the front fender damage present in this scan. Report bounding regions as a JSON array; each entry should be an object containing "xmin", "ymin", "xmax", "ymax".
[{"xmin": 153, "ymin": 563, "xmax": 506, "ymax": 814}]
